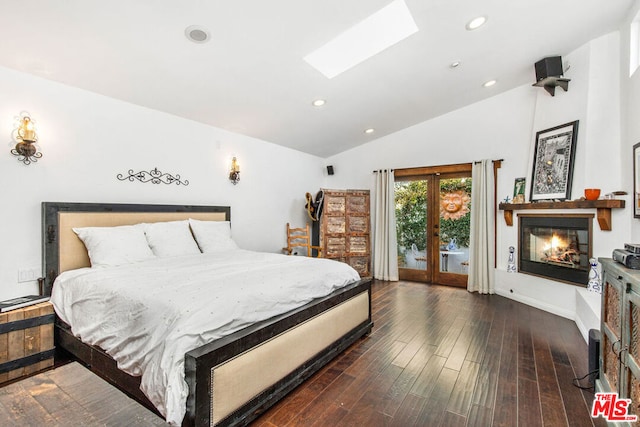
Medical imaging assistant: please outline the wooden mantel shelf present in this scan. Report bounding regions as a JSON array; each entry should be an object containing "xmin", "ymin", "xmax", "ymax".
[{"xmin": 498, "ymin": 199, "xmax": 626, "ymax": 231}]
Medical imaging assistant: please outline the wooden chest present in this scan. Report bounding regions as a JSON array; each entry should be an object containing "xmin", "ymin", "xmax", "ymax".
[{"xmin": 0, "ymin": 302, "xmax": 55, "ymax": 384}]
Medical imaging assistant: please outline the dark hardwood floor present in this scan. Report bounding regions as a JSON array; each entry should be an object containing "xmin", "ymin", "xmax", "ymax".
[{"xmin": 0, "ymin": 280, "xmax": 603, "ymax": 426}]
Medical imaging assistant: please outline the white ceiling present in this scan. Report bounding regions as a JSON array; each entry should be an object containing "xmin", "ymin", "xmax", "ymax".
[{"xmin": 0, "ymin": 1, "xmax": 633, "ymax": 158}]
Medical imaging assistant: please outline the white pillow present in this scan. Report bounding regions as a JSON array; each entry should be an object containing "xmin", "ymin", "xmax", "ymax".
[
  {"xmin": 188, "ymin": 219, "xmax": 239, "ymax": 253},
  {"xmin": 144, "ymin": 220, "xmax": 201, "ymax": 257},
  {"xmin": 73, "ymin": 224, "xmax": 155, "ymax": 267}
]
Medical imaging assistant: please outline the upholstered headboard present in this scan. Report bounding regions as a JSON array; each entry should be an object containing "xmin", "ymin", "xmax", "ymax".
[{"xmin": 42, "ymin": 202, "xmax": 231, "ymax": 296}]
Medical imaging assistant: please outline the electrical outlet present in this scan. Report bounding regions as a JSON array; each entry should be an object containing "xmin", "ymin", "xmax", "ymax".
[{"xmin": 18, "ymin": 268, "xmax": 39, "ymax": 283}]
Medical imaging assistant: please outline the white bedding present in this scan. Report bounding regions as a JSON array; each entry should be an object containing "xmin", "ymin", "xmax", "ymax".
[{"xmin": 50, "ymin": 250, "xmax": 360, "ymax": 425}]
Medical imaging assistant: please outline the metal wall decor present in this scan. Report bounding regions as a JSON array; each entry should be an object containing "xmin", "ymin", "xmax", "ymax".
[{"xmin": 117, "ymin": 167, "xmax": 189, "ymax": 186}]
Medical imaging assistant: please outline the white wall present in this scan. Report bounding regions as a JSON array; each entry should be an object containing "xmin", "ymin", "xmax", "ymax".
[
  {"xmin": 0, "ymin": 66, "xmax": 324, "ymax": 300},
  {"xmin": 323, "ymin": 84, "xmax": 536, "ymax": 191},
  {"xmin": 496, "ymin": 32, "xmax": 627, "ymax": 318},
  {"xmin": 326, "ymin": 30, "xmax": 632, "ymax": 320},
  {"xmin": 621, "ymin": 0, "xmax": 640, "ymax": 241}
]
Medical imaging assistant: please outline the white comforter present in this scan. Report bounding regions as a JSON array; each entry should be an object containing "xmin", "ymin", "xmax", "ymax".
[{"xmin": 50, "ymin": 250, "xmax": 360, "ymax": 425}]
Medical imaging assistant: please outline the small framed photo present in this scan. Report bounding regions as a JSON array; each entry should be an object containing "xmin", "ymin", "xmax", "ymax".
[
  {"xmin": 530, "ymin": 121, "xmax": 579, "ymax": 202},
  {"xmin": 513, "ymin": 177, "xmax": 526, "ymax": 203},
  {"xmin": 634, "ymin": 142, "xmax": 640, "ymax": 218}
]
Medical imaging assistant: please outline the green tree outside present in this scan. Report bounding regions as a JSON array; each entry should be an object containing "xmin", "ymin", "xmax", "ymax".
[
  {"xmin": 439, "ymin": 178, "xmax": 471, "ymax": 248},
  {"xmin": 395, "ymin": 178, "xmax": 471, "ymax": 263},
  {"xmin": 395, "ymin": 180, "xmax": 427, "ymax": 252}
]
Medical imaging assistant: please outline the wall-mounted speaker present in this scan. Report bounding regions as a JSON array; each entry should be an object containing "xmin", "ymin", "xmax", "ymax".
[
  {"xmin": 532, "ymin": 56, "xmax": 570, "ymax": 96},
  {"xmin": 534, "ymin": 56, "xmax": 564, "ymax": 82},
  {"xmin": 588, "ymin": 328, "xmax": 601, "ymax": 383},
  {"xmin": 327, "ymin": 165, "xmax": 334, "ymax": 175}
]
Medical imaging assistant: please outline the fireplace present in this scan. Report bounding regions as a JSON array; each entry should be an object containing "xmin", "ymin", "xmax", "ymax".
[{"xmin": 518, "ymin": 214, "xmax": 593, "ymax": 286}]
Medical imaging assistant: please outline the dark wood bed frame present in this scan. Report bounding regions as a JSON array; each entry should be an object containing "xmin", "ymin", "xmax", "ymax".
[{"xmin": 42, "ymin": 202, "xmax": 373, "ymax": 426}]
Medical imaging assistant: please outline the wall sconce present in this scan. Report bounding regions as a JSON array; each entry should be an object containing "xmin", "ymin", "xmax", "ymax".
[
  {"xmin": 11, "ymin": 112, "xmax": 42, "ymax": 165},
  {"xmin": 229, "ymin": 156, "xmax": 240, "ymax": 185}
]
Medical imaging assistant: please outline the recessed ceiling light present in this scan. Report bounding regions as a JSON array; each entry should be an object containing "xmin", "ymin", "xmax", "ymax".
[
  {"xmin": 466, "ymin": 16, "xmax": 487, "ymax": 31},
  {"xmin": 304, "ymin": 0, "xmax": 419, "ymax": 79},
  {"xmin": 483, "ymin": 79, "xmax": 497, "ymax": 87},
  {"xmin": 450, "ymin": 61, "xmax": 461, "ymax": 68},
  {"xmin": 364, "ymin": 128, "xmax": 375, "ymax": 134},
  {"xmin": 312, "ymin": 99, "xmax": 326, "ymax": 107},
  {"xmin": 185, "ymin": 25, "xmax": 211, "ymax": 44}
]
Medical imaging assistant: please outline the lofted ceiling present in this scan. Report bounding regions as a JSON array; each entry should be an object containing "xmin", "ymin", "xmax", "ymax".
[{"xmin": 0, "ymin": 1, "xmax": 633, "ymax": 158}]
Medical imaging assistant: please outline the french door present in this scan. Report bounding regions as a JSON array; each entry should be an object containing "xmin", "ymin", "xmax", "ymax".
[{"xmin": 395, "ymin": 163, "xmax": 472, "ymax": 287}]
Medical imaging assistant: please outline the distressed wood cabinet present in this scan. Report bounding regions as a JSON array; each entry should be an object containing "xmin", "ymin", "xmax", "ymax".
[
  {"xmin": 316, "ymin": 189, "xmax": 371, "ymax": 277},
  {"xmin": 598, "ymin": 258, "xmax": 640, "ymax": 425}
]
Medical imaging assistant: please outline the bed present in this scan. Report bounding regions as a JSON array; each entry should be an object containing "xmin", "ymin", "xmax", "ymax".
[{"xmin": 42, "ymin": 202, "xmax": 373, "ymax": 426}]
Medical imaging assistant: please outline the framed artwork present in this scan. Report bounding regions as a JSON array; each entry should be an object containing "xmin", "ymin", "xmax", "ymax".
[
  {"xmin": 513, "ymin": 177, "xmax": 526, "ymax": 203},
  {"xmin": 529, "ymin": 121, "xmax": 579, "ymax": 202},
  {"xmin": 634, "ymin": 142, "xmax": 640, "ymax": 218}
]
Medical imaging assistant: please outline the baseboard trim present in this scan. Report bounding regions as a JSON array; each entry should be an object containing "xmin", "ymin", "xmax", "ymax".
[{"xmin": 495, "ymin": 288, "xmax": 574, "ymax": 320}]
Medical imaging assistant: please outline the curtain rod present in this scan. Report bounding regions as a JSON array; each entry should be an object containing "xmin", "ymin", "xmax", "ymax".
[
  {"xmin": 474, "ymin": 158, "xmax": 504, "ymax": 164},
  {"xmin": 373, "ymin": 159, "xmax": 503, "ymax": 173}
]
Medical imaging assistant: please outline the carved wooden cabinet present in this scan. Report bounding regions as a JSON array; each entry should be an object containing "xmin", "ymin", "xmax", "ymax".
[
  {"xmin": 316, "ymin": 189, "xmax": 370, "ymax": 277},
  {"xmin": 598, "ymin": 258, "xmax": 640, "ymax": 424}
]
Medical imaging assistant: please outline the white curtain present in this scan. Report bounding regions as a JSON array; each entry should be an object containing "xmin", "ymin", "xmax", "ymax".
[
  {"xmin": 467, "ymin": 160, "xmax": 495, "ymax": 294},
  {"xmin": 373, "ymin": 170, "xmax": 399, "ymax": 281}
]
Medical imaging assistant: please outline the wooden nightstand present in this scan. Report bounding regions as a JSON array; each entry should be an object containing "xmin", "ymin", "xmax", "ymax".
[{"xmin": 0, "ymin": 302, "xmax": 55, "ymax": 385}]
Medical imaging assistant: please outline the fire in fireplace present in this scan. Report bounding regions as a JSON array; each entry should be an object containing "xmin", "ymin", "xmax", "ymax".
[{"xmin": 518, "ymin": 214, "xmax": 593, "ymax": 286}]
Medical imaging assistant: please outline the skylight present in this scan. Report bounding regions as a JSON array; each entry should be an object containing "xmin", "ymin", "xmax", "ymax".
[{"xmin": 304, "ymin": 0, "xmax": 419, "ymax": 79}]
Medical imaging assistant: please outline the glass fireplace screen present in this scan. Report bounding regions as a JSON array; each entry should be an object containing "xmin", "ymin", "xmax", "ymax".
[{"xmin": 519, "ymin": 215, "xmax": 591, "ymax": 285}]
